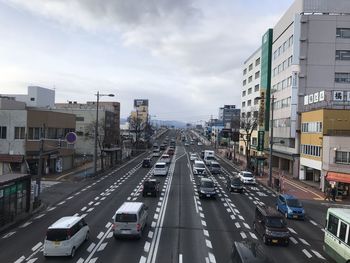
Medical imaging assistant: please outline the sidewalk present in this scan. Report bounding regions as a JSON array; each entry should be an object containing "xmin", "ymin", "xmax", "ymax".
[{"xmin": 216, "ymin": 151, "xmax": 350, "ymax": 203}]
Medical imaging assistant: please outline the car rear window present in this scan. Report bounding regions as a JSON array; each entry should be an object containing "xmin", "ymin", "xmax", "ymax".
[
  {"xmin": 115, "ymin": 213, "xmax": 137, "ymax": 223},
  {"xmin": 155, "ymin": 164, "xmax": 165, "ymax": 168},
  {"xmin": 242, "ymin": 172, "xmax": 253, "ymax": 178},
  {"xmin": 195, "ymin": 163, "xmax": 205, "ymax": 168},
  {"xmin": 201, "ymin": 181, "xmax": 214, "ymax": 188},
  {"xmin": 46, "ymin": 229, "xmax": 68, "ymax": 241},
  {"xmin": 211, "ymin": 163, "xmax": 220, "ymax": 168},
  {"xmin": 266, "ymin": 217, "xmax": 285, "ymax": 228}
]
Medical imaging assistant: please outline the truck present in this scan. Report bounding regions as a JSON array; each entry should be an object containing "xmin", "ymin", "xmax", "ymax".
[{"xmin": 204, "ymin": 150, "xmax": 215, "ymax": 159}]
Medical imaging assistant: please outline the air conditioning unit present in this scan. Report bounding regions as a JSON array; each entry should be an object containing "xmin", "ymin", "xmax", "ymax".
[
  {"xmin": 300, "ymin": 56, "xmax": 306, "ymax": 60},
  {"xmin": 299, "ymin": 74, "xmax": 306, "ymax": 78},
  {"xmin": 300, "ymin": 38, "xmax": 307, "ymax": 41}
]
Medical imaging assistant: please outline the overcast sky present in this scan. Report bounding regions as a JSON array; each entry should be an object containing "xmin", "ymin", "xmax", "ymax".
[{"xmin": 0, "ymin": 0, "xmax": 294, "ymax": 123}]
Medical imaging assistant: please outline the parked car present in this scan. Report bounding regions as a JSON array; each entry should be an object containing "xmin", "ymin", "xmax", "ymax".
[
  {"xmin": 190, "ymin": 153, "xmax": 198, "ymax": 161},
  {"xmin": 226, "ymin": 175, "xmax": 244, "ymax": 193},
  {"xmin": 253, "ymin": 205, "xmax": 290, "ymax": 246},
  {"xmin": 193, "ymin": 160, "xmax": 206, "ymax": 176},
  {"xmin": 238, "ymin": 171, "xmax": 256, "ymax": 184},
  {"xmin": 153, "ymin": 162, "xmax": 168, "ymax": 176},
  {"xmin": 198, "ymin": 177, "xmax": 216, "ymax": 198},
  {"xmin": 142, "ymin": 158, "xmax": 151, "ymax": 168},
  {"xmin": 208, "ymin": 161, "xmax": 221, "ymax": 174},
  {"xmin": 113, "ymin": 202, "xmax": 148, "ymax": 239},
  {"xmin": 231, "ymin": 240, "xmax": 271, "ymax": 263},
  {"xmin": 276, "ymin": 194, "xmax": 305, "ymax": 220},
  {"xmin": 43, "ymin": 216, "xmax": 89, "ymax": 258},
  {"xmin": 142, "ymin": 179, "xmax": 160, "ymax": 197}
]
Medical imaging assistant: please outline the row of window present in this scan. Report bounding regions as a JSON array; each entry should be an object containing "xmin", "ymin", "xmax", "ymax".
[
  {"xmin": 273, "ymin": 97, "xmax": 291, "ymax": 110},
  {"xmin": 241, "ymin": 111, "xmax": 258, "ymax": 119},
  {"xmin": 0, "ymin": 126, "xmax": 73, "ymax": 140},
  {"xmin": 301, "ymin": 122, "xmax": 322, "ymax": 133},
  {"xmin": 242, "ymin": 97, "xmax": 260, "ymax": 108},
  {"xmin": 243, "ymin": 58, "xmax": 261, "ymax": 75},
  {"xmin": 301, "ymin": 144, "xmax": 322, "ymax": 157},
  {"xmin": 242, "ymin": 84, "xmax": 260, "ymax": 97},
  {"xmin": 335, "ymin": 151, "xmax": 350, "ymax": 164},
  {"xmin": 336, "ymin": 28, "xmax": 350, "ymax": 39},
  {"xmin": 327, "ymin": 214, "xmax": 350, "ymax": 245},
  {"xmin": 271, "ymin": 76, "xmax": 293, "ymax": 93},
  {"xmin": 272, "ymin": 56, "xmax": 293, "ymax": 77},
  {"xmin": 335, "ymin": 72, "xmax": 350, "ymax": 83},
  {"xmin": 273, "ymin": 35, "xmax": 294, "ymax": 61},
  {"xmin": 336, "ymin": 50, "xmax": 350, "ymax": 61},
  {"xmin": 272, "ymin": 118, "xmax": 291, "ymax": 128},
  {"xmin": 243, "ymin": 71, "xmax": 260, "ymax": 86}
]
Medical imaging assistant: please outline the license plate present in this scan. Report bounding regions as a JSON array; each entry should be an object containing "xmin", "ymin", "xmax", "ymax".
[
  {"xmin": 293, "ymin": 215, "xmax": 298, "ymax": 218},
  {"xmin": 121, "ymin": 230, "xmax": 130, "ymax": 234},
  {"xmin": 147, "ymin": 193, "xmax": 152, "ymax": 195},
  {"xmin": 206, "ymin": 194, "xmax": 210, "ymax": 197},
  {"xmin": 54, "ymin": 241, "xmax": 60, "ymax": 246},
  {"xmin": 272, "ymin": 239, "xmax": 278, "ymax": 244}
]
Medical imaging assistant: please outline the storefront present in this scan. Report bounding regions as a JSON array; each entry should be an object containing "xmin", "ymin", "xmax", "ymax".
[
  {"xmin": 326, "ymin": 172, "xmax": 350, "ymax": 199},
  {"xmin": 0, "ymin": 174, "xmax": 31, "ymax": 227}
]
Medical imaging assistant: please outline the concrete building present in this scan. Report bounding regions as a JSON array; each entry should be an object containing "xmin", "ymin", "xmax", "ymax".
[{"xmin": 219, "ymin": 105, "xmax": 240, "ymax": 129}]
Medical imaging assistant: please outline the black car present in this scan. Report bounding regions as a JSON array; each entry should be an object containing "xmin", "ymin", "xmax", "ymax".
[
  {"xmin": 198, "ymin": 178, "xmax": 216, "ymax": 199},
  {"xmin": 142, "ymin": 179, "xmax": 160, "ymax": 197},
  {"xmin": 227, "ymin": 175, "xmax": 244, "ymax": 193},
  {"xmin": 160, "ymin": 144, "xmax": 166, "ymax": 150},
  {"xmin": 142, "ymin": 158, "xmax": 151, "ymax": 168}
]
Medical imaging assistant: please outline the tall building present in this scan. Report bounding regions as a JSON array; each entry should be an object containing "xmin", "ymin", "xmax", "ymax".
[{"xmin": 218, "ymin": 105, "xmax": 240, "ymax": 129}]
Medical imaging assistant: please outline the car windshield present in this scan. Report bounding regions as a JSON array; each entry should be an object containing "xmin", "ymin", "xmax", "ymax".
[
  {"xmin": 195, "ymin": 163, "xmax": 205, "ymax": 168},
  {"xmin": 46, "ymin": 229, "xmax": 68, "ymax": 241},
  {"xmin": 286, "ymin": 199, "xmax": 302, "ymax": 208},
  {"xmin": 242, "ymin": 172, "xmax": 253, "ymax": 178},
  {"xmin": 144, "ymin": 182, "xmax": 156, "ymax": 189},
  {"xmin": 232, "ymin": 178, "xmax": 241, "ymax": 184},
  {"xmin": 155, "ymin": 164, "xmax": 165, "ymax": 168},
  {"xmin": 266, "ymin": 217, "xmax": 285, "ymax": 228},
  {"xmin": 201, "ymin": 181, "xmax": 214, "ymax": 188},
  {"xmin": 211, "ymin": 164, "xmax": 220, "ymax": 168},
  {"xmin": 115, "ymin": 213, "xmax": 137, "ymax": 223},
  {"xmin": 206, "ymin": 156, "xmax": 215, "ymax": 160}
]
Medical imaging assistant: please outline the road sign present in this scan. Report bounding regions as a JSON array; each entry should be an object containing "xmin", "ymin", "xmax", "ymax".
[{"xmin": 66, "ymin": 132, "xmax": 77, "ymax": 144}]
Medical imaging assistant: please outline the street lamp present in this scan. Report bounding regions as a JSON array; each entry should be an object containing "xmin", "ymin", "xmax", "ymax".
[{"xmin": 93, "ymin": 91, "xmax": 115, "ymax": 176}]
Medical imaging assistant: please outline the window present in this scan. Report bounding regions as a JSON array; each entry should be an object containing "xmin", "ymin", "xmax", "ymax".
[
  {"xmin": 289, "ymin": 35, "xmax": 293, "ymax": 47},
  {"xmin": 339, "ymin": 221, "xmax": 347, "ymax": 242},
  {"xmin": 243, "ymin": 68, "xmax": 247, "ymax": 75},
  {"xmin": 247, "ymin": 111, "xmax": 251, "ymax": 118},
  {"xmin": 0, "ymin": 126, "xmax": 7, "ymax": 139},
  {"xmin": 248, "ymin": 88, "xmax": 252, "ymax": 94},
  {"xmin": 242, "ymin": 90, "xmax": 246, "ymax": 97},
  {"xmin": 254, "ymin": 84, "xmax": 259, "ymax": 92},
  {"xmin": 337, "ymin": 28, "xmax": 350, "ymax": 38},
  {"xmin": 255, "ymin": 58, "xmax": 260, "ymax": 66},
  {"xmin": 335, "ymin": 72, "xmax": 350, "ymax": 83},
  {"xmin": 327, "ymin": 214, "xmax": 339, "ymax": 236},
  {"xmin": 249, "ymin": 63, "xmax": 253, "ymax": 71},
  {"xmin": 253, "ymin": 111, "xmax": 258, "ymax": 118},
  {"xmin": 76, "ymin": 116, "xmax": 84, "ymax": 121},
  {"xmin": 254, "ymin": 98, "xmax": 259, "ymax": 105},
  {"xmin": 255, "ymin": 71, "xmax": 260, "ymax": 79},
  {"xmin": 14, "ymin": 127, "xmax": 25, "ymax": 139},
  {"xmin": 252, "ymin": 137, "xmax": 257, "ymax": 146},
  {"xmin": 28, "ymin": 127, "xmax": 41, "ymax": 140},
  {"xmin": 243, "ymin": 79, "xmax": 246, "ymax": 86},
  {"xmin": 242, "ymin": 101, "xmax": 246, "ymax": 108},
  {"xmin": 336, "ymin": 50, "xmax": 350, "ymax": 61},
  {"xmin": 335, "ymin": 151, "xmax": 350, "ymax": 164},
  {"xmin": 247, "ymin": 100, "xmax": 252, "ymax": 106},
  {"xmin": 248, "ymin": 76, "xmax": 252, "ymax": 83}
]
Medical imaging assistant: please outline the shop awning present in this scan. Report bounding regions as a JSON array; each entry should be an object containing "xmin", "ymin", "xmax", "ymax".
[
  {"xmin": 326, "ymin": 172, "xmax": 350, "ymax": 184},
  {"xmin": 0, "ymin": 154, "xmax": 24, "ymax": 163}
]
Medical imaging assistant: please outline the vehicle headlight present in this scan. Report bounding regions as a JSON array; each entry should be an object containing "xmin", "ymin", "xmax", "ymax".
[{"xmin": 265, "ymin": 229, "xmax": 273, "ymax": 236}]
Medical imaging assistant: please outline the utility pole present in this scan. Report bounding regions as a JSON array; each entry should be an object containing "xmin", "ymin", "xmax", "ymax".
[
  {"xmin": 268, "ymin": 95, "xmax": 275, "ymax": 187},
  {"xmin": 93, "ymin": 91, "xmax": 100, "ymax": 176},
  {"xmin": 34, "ymin": 125, "xmax": 45, "ymax": 208}
]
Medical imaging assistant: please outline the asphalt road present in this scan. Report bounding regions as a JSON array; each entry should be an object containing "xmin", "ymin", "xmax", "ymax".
[{"xmin": 0, "ymin": 130, "xmax": 334, "ymax": 263}]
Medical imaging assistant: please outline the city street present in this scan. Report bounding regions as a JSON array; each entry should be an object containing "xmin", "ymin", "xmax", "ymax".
[{"xmin": 0, "ymin": 131, "xmax": 334, "ymax": 263}]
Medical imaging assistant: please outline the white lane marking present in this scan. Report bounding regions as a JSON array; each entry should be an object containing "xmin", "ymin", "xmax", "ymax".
[
  {"xmin": 230, "ymin": 215, "xmax": 236, "ymax": 220},
  {"xmin": 85, "ymin": 225, "xmax": 113, "ymax": 262},
  {"xmin": 67, "ymin": 196, "xmax": 73, "ymax": 200},
  {"xmin": 31, "ymin": 242, "xmax": 42, "ymax": 251},
  {"xmin": 240, "ymin": 232, "xmax": 247, "ymax": 239},
  {"xmin": 309, "ymin": 220, "xmax": 317, "ymax": 226},
  {"xmin": 302, "ymin": 249, "xmax": 313, "ymax": 258},
  {"xmin": 97, "ymin": 232, "xmax": 104, "ymax": 239},
  {"xmin": 47, "ymin": 206, "xmax": 56, "ymax": 211},
  {"xmin": 94, "ymin": 202, "xmax": 101, "ymax": 206},
  {"xmin": 156, "ymin": 207, "xmax": 160, "ymax": 213},
  {"xmin": 107, "ymin": 232, "xmax": 114, "ymax": 239},
  {"xmin": 235, "ymin": 222, "xmax": 241, "ymax": 228},
  {"xmin": 206, "ymin": 239, "xmax": 212, "ymax": 249},
  {"xmin": 105, "ymin": 222, "xmax": 112, "ymax": 228},
  {"xmin": 34, "ymin": 214, "xmax": 45, "ymax": 220},
  {"xmin": 148, "ymin": 231, "xmax": 154, "ymax": 239},
  {"xmin": 94, "ymin": 197, "xmax": 100, "ymax": 200},
  {"xmin": 57, "ymin": 201, "xmax": 66, "ymax": 205},
  {"xmin": 238, "ymin": 215, "xmax": 244, "ymax": 221},
  {"xmin": 208, "ymin": 252, "xmax": 216, "ymax": 263},
  {"xmin": 73, "ymin": 213, "xmax": 79, "ymax": 217},
  {"xmin": 311, "ymin": 250, "xmax": 325, "ymax": 260},
  {"xmin": 249, "ymin": 232, "xmax": 257, "ymax": 239},
  {"xmin": 193, "ymin": 196, "xmax": 199, "ymax": 213},
  {"xmin": 154, "ymin": 214, "xmax": 159, "ymax": 220},
  {"xmin": 151, "ymin": 221, "xmax": 156, "ymax": 228},
  {"xmin": 200, "ymin": 212, "xmax": 205, "ymax": 218},
  {"xmin": 203, "ymin": 229, "xmax": 209, "ymax": 237},
  {"xmin": 2, "ymin": 231, "xmax": 16, "ymax": 239},
  {"xmin": 27, "ymin": 259, "xmax": 38, "ymax": 263},
  {"xmin": 144, "ymin": 241, "xmax": 151, "ymax": 252},
  {"xmin": 88, "ymin": 258, "xmax": 98, "ymax": 263},
  {"xmin": 87, "ymin": 242, "xmax": 96, "ymax": 253},
  {"xmin": 87, "ymin": 207, "xmax": 94, "ymax": 212},
  {"xmin": 139, "ymin": 256, "xmax": 147, "ymax": 263},
  {"xmin": 97, "ymin": 242, "xmax": 108, "ymax": 252},
  {"xmin": 14, "ymin": 256, "xmax": 25, "ymax": 263},
  {"xmin": 201, "ymin": 220, "xmax": 207, "ymax": 227},
  {"xmin": 205, "ymin": 257, "xmax": 210, "ymax": 263},
  {"xmin": 88, "ymin": 201, "xmax": 94, "ymax": 206},
  {"xmin": 288, "ymin": 227, "xmax": 297, "ymax": 234},
  {"xmin": 243, "ymin": 223, "xmax": 251, "ymax": 229},
  {"xmin": 19, "ymin": 221, "xmax": 32, "ymax": 228},
  {"xmin": 81, "ymin": 213, "xmax": 88, "ymax": 218},
  {"xmin": 179, "ymin": 254, "xmax": 183, "ymax": 263},
  {"xmin": 289, "ymin": 237, "xmax": 298, "ymax": 244},
  {"xmin": 76, "ymin": 258, "xmax": 84, "ymax": 263},
  {"xmin": 299, "ymin": 238, "xmax": 310, "ymax": 246}
]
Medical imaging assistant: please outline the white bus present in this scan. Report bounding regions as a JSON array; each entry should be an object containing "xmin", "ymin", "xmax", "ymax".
[{"xmin": 324, "ymin": 208, "xmax": 350, "ymax": 263}]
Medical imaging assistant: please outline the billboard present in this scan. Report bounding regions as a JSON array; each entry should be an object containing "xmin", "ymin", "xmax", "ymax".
[{"xmin": 134, "ymin": 99, "xmax": 149, "ymax": 107}]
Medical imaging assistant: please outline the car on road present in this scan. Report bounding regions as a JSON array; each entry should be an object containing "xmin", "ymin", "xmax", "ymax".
[
  {"xmin": 113, "ymin": 202, "xmax": 148, "ymax": 239},
  {"xmin": 142, "ymin": 179, "xmax": 160, "ymax": 197},
  {"xmin": 226, "ymin": 175, "xmax": 244, "ymax": 193},
  {"xmin": 160, "ymin": 144, "xmax": 166, "ymax": 150},
  {"xmin": 160, "ymin": 154, "xmax": 171, "ymax": 165},
  {"xmin": 238, "ymin": 171, "xmax": 256, "ymax": 184},
  {"xmin": 204, "ymin": 155, "xmax": 216, "ymax": 166},
  {"xmin": 208, "ymin": 161, "xmax": 221, "ymax": 174},
  {"xmin": 253, "ymin": 205, "xmax": 290, "ymax": 246},
  {"xmin": 142, "ymin": 158, "xmax": 151, "ymax": 168},
  {"xmin": 231, "ymin": 240, "xmax": 271, "ymax": 263},
  {"xmin": 197, "ymin": 141, "xmax": 203, "ymax": 146},
  {"xmin": 167, "ymin": 147, "xmax": 175, "ymax": 155},
  {"xmin": 190, "ymin": 153, "xmax": 198, "ymax": 161},
  {"xmin": 43, "ymin": 216, "xmax": 89, "ymax": 258},
  {"xmin": 198, "ymin": 177, "xmax": 216, "ymax": 199},
  {"xmin": 193, "ymin": 160, "xmax": 206, "ymax": 176},
  {"xmin": 153, "ymin": 162, "xmax": 168, "ymax": 176},
  {"xmin": 184, "ymin": 141, "xmax": 189, "ymax": 146},
  {"xmin": 276, "ymin": 194, "xmax": 305, "ymax": 220},
  {"xmin": 190, "ymin": 140, "xmax": 194, "ymax": 145}
]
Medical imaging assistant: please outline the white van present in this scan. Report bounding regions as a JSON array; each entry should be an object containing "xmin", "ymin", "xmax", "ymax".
[
  {"xmin": 43, "ymin": 216, "xmax": 89, "ymax": 258},
  {"xmin": 113, "ymin": 202, "xmax": 148, "ymax": 239},
  {"xmin": 193, "ymin": 160, "xmax": 206, "ymax": 175},
  {"xmin": 160, "ymin": 154, "xmax": 171, "ymax": 164},
  {"xmin": 153, "ymin": 148, "xmax": 160, "ymax": 157},
  {"xmin": 153, "ymin": 162, "xmax": 168, "ymax": 176}
]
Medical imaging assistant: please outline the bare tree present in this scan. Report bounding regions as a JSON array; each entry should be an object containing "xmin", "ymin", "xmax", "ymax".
[
  {"xmin": 86, "ymin": 119, "xmax": 106, "ymax": 170},
  {"xmin": 128, "ymin": 113, "xmax": 144, "ymax": 149},
  {"xmin": 240, "ymin": 110, "xmax": 258, "ymax": 170}
]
